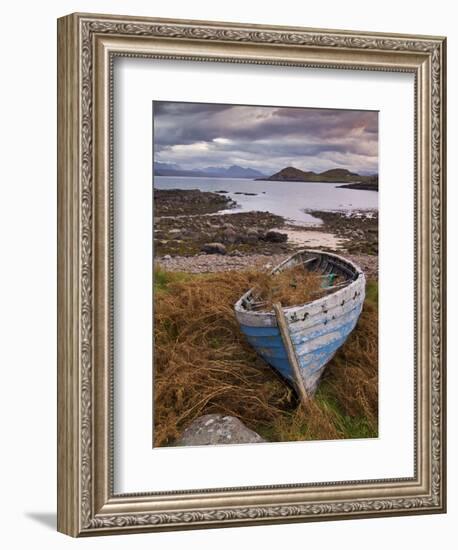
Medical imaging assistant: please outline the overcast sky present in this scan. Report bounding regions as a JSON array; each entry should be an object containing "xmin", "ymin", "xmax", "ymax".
[{"xmin": 153, "ymin": 101, "xmax": 378, "ymax": 175}]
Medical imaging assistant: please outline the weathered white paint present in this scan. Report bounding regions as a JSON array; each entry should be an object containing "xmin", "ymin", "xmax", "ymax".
[
  {"xmin": 234, "ymin": 250, "xmax": 366, "ymax": 329},
  {"xmin": 290, "ymin": 304, "xmax": 363, "ymax": 345}
]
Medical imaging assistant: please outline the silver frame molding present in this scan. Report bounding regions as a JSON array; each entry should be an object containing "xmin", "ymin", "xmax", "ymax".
[{"xmin": 57, "ymin": 12, "xmax": 446, "ymax": 537}]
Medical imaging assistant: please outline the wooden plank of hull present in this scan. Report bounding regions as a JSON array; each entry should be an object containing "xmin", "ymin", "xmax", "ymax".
[
  {"xmin": 235, "ymin": 272, "xmax": 365, "ymax": 329},
  {"xmin": 238, "ymin": 303, "xmax": 361, "ymax": 394},
  {"xmin": 273, "ymin": 303, "xmax": 310, "ymax": 405},
  {"xmin": 241, "ymin": 304, "xmax": 362, "ymax": 359},
  {"xmin": 239, "ymin": 297, "xmax": 364, "ymax": 342}
]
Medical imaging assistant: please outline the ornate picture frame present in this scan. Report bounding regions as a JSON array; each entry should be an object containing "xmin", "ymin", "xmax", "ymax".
[{"xmin": 57, "ymin": 12, "xmax": 446, "ymax": 536}]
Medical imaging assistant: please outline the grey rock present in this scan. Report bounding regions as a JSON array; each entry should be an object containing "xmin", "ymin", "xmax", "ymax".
[
  {"xmin": 162, "ymin": 254, "xmax": 172, "ymax": 261},
  {"xmin": 223, "ymin": 227, "xmax": 237, "ymax": 244},
  {"xmin": 201, "ymin": 242, "xmax": 227, "ymax": 255},
  {"xmin": 154, "ymin": 238, "xmax": 168, "ymax": 246},
  {"xmin": 244, "ymin": 227, "xmax": 260, "ymax": 244},
  {"xmin": 264, "ymin": 230, "xmax": 288, "ymax": 243},
  {"xmin": 176, "ymin": 414, "xmax": 265, "ymax": 446}
]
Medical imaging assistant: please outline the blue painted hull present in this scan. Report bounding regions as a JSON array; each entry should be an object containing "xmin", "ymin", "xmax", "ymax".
[
  {"xmin": 238, "ymin": 301, "xmax": 362, "ymax": 392},
  {"xmin": 234, "ymin": 250, "xmax": 366, "ymax": 394}
]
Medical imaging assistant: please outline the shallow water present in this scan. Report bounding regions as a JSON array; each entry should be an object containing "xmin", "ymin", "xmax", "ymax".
[{"xmin": 154, "ymin": 176, "xmax": 378, "ymax": 224}]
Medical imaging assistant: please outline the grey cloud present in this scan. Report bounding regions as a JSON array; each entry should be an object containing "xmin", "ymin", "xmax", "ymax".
[{"xmin": 153, "ymin": 101, "xmax": 378, "ymax": 174}]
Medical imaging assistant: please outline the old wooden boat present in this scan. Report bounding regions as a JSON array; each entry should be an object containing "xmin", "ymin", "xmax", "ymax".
[{"xmin": 234, "ymin": 250, "xmax": 366, "ymax": 398}]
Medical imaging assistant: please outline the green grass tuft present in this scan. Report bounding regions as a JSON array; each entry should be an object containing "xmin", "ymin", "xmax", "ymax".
[
  {"xmin": 154, "ymin": 267, "xmax": 192, "ymax": 294},
  {"xmin": 365, "ymin": 279, "xmax": 378, "ymax": 307}
]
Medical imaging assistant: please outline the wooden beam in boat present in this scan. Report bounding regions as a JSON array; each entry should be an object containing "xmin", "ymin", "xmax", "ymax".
[{"xmin": 273, "ymin": 302, "xmax": 310, "ymax": 406}]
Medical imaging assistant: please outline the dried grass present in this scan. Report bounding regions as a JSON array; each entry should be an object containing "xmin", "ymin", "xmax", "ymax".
[
  {"xmin": 266, "ymin": 299, "xmax": 378, "ymax": 441},
  {"xmin": 251, "ymin": 265, "xmax": 341, "ymax": 311},
  {"xmin": 153, "ymin": 267, "xmax": 378, "ymax": 446}
]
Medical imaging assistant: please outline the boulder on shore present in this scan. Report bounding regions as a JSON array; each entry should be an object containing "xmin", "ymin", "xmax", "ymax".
[
  {"xmin": 201, "ymin": 242, "xmax": 227, "ymax": 255},
  {"xmin": 176, "ymin": 414, "xmax": 265, "ymax": 446},
  {"xmin": 243, "ymin": 227, "xmax": 260, "ymax": 244},
  {"xmin": 223, "ymin": 227, "xmax": 237, "ymax": 244},
  {"xmin": 264, "ymin": 230, "xmax": 288, "ymax": 243}
]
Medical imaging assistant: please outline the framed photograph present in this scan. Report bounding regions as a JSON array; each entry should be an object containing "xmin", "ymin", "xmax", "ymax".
[{"xmin": 57, "ymin": 13, "xmax": 446, "ymax": 537}]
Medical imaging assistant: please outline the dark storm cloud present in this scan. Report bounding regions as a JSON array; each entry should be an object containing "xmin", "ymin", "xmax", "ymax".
[
  {"xmin": 154, "ymin": 101, "xmax": 233, "ymax": 117},
  {"xmin": 153, "ymin": 101, "xmax": 378, "ymax": 174}
]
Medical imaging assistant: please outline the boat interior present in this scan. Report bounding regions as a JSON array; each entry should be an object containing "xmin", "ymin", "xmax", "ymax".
[{"xmin": 242, "ymin": 251, "xmax": 361, "ymax": 312}]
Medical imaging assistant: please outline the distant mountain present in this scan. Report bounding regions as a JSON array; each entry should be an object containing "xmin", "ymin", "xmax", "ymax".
[
  {"xmin": 154, "ymin": 162, "xmax": 210, "ymax": 177},
  {"xmin": 320, "ymin": 168, "xmax": 359, "ymax": 179},
  {"xmin": 203, "ymin": 165, "xmax": 265, "ymax": 178},
  {"xmin": 154, "ymin": 162, "xmax": 265, "ymax": 179},
  {"xmin": 257, "ymin": 166, "xmax": 318, "ymax": 182},
  {"xmin": 154, "ymin": 161, "xmax": 181, "ymax": 172},
  {"xmin": 257, "ymin": 166, "xmax": 378, "ymax": 188}
]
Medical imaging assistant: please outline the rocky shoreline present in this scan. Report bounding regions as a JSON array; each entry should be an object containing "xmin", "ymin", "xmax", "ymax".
[
  {"xmin": 338, "ymin": 181, "xmax": 378, "ymax": 191},
  {"xmin": 156, "ymin": 252, "xmax": 378, "ymax": 279},
  {"xmin": 154, "ymin": 188, "xmax": 378, "ymax": 276},
  {"xmin": 306, "ymin": 210, "xmax": 378, "ymax": 255},
  {"xmin": 154, "ymin": 188, "xmax": 236, "ymax": 217},
  {"xmin": 154, "ymin": 189, "xmax": 289, "ymax": 257}
]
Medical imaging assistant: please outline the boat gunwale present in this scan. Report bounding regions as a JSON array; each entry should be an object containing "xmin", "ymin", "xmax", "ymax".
[{"xmin": 234, "ymin": 249, "xmax": 365, "ymax": 324}]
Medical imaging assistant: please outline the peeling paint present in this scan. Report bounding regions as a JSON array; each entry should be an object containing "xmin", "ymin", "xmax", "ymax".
[{"xmin": 235, "ymin": 250, "xmax": 366, "ymax": 394}]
